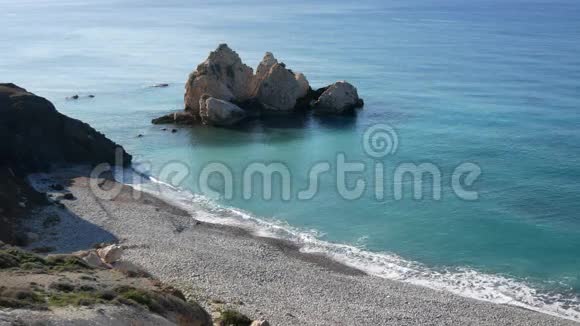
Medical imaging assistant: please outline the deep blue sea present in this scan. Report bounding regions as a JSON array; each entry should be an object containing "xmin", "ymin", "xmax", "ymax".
[{"xmin": 2, "ymin": 0, "xmax": 580, "ymax": 320}]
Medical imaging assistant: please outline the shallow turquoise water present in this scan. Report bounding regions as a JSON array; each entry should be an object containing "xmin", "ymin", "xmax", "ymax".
[{"xmin": 2, "ymin": 0, "xmax": 580, "ymax": 318}]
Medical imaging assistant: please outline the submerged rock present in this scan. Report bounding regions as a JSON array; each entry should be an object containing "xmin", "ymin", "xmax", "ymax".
[
  {"xmin": 313, "ymin": 81, "xmax": 364, "ymax": 115},
  {"xmin": 151, "ymin": 111, "xmax": 196, "ymax": 125}
]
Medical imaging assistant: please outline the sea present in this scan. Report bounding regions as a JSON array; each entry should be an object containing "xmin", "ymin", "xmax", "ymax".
[{"xmin": 2, "ymin": 0, "xmax": 580, "ymax": 321}]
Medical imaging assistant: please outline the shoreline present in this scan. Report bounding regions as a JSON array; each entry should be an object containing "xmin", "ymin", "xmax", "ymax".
[{"xmin": 25, "ymin": 167, "xmax": 578, "ymax": 325}]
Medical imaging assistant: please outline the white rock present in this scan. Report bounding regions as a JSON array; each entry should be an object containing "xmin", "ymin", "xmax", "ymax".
[
  {"xmin": 313, "ymin": 81, "xmax": 363, "ymax": 114},
  {"xmin": 200, "ymin": 97, "xmax": 247, "ymax": 127},
  {"xmin": 97, "ymin": 244, "xmax": 123, "ymax": 264},
  {"xmin": 185, "ymin": 44, "xmax": 254, "ymax": 115},
  {"xmin": 83, "ymin": 251, "xmax": 107, "ymax": 269},
  {"xmin": 250, "ymin": 320, "xmax": 270, "ymax": 326}
]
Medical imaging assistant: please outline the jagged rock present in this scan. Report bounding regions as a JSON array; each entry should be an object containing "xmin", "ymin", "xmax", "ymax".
[
  {"xmin": 0, "ymin": 83, "xmax": 132, "ymax": 175},
  {"xmin": 295, "ymin": 73, "xmax": 310, "ymax": 98},
  {"xmin": 97, "ymin": 244, "xmax": 123, "ymax": 264},
  {"xmin": 152, "ymin": 111, "xmax": 196, "ymax": 125},
  {"xmin": 313, "ymin": 81, "xmax": 364, "ymax": 115},
  {"xmin": 251, "ymin": 320, "xmax": 271, "ymax": 326},
  {"xmin": 200, "ymin": 97, "xmax": 247, "ymax": 126},
  {"xmin": 185, "ymin": 44, "xmax": 254, "ymax": 115},
  {"xmin": 251, "ymin": 52, "xmax": 278, "ymax": 95},
  {"xmin": 255, "ymin": 62, "xmax": 308, "ymax": 111}
]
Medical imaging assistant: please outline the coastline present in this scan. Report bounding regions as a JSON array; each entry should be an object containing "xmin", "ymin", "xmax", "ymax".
[{"xmin": 24, "ymin": 167, "xmax": 578, "ymax": 325}]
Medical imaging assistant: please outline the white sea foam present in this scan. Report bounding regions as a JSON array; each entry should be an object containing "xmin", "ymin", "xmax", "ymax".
[{"xmin": 123, "ymin": 167, "xmax": 580, "ymax": 322}]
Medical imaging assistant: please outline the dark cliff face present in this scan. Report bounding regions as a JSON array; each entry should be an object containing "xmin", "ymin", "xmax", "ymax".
[
  {"xmin": 0, "ymin": 83, "xmax": 132, "ymax": 244},
  {"xmin": 0, "ymin": 83, "xmax": 132, "ymax": 175}
]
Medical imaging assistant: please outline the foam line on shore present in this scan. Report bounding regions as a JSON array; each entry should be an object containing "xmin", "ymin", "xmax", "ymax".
[{"xmin": 121, "ymin": 166, "xmax": 580, "ymax": 322}]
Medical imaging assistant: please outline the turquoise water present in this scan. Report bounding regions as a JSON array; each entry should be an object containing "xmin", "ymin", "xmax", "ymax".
[{"xmin": 2, "ymin": 0, "xmax": 580, "ymax": 319}]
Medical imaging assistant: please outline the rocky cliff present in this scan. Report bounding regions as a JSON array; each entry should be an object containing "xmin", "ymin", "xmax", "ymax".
[
  {"xmin": 0, "ymin": 83, "xmax": 131, "ymax": 175},
  {"xmin": 0, "ymin": 83, "xmax": 132, "ymax": 245}
]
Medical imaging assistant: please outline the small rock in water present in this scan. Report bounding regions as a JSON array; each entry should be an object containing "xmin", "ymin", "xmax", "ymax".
[
  {"xmin": 152, "ymin": 83, "xmax": 169, "ymax": 88},
  {"xmin": 88, "ymin": 94, "xmax": 95, "ymax": 98},
  {"xmin": 137, "ymin": 134, "xmax": 144, "ymax": 138},
  {"xmin": 171, "ymin": 129, "xmax": 178, "ymax": 133},
  {"xmin": 62, "ymin": 193, "xmax": 75, "ymax": 200},
  {"xmin": 67, "ymin": 94, "xmax": 79, "ymax": 100},
  {"xmin": 161, "ymin": 128, "xmax": 167, "ymax": 131}
]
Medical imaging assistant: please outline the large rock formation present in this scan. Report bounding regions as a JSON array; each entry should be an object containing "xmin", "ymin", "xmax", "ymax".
[
  {"xmin": 0, "ymin": 83, "xmax": 132, "ymax": 174},
  {"xmin": 313, "ymin": 81, "xmax": 364, "ymax": 115},
  {"xmin": 0, "ymin": 83, "xmax": 132, "ymax": 245},
  {"xmin": 155, "ymin": 44, "xmax": 364, "ymax": 127},
  {"xmin": 183, "ymin": 44, "xmax": 314, "ymax": 116},
  {"xmin": 184, "ymin": 44, "xmax": 254, "ymax": 115}
]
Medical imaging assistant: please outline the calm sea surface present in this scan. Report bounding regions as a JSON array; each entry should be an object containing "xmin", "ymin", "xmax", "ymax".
[{"xmin": 2, "ymin": 0, "xmax": 580, "ymax": 319}]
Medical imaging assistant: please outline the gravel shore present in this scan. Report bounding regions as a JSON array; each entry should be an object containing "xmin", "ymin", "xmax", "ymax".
[{"xmin": 27, "ymin": 169, "xmax": 578, "ymax": 325}]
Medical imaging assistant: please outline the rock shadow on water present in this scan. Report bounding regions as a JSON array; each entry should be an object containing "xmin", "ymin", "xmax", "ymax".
[
  {"xmin": 312, "ymin": 112, "xmax": 358, "ymax": 130},
  {"xmin": 183, "ymin": 115, "xmax": 311, "ymax": 148}
]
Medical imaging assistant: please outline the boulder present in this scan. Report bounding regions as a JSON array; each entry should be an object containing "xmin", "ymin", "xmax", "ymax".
[
  {"xmin": 97, "ymin": 244, "xmax": 123, "ymax": 264},
  {"xmin": 250, "ymin": 320, "xmax": 271, "ymax": 326},
  {"xmin": 313, "ymin": 81, "xmax": 363, "ymax": 115},
  {"xmin": 82, "ymin": 251, "xmax": 107, "ymax": 269},
  {"xmin": 200, "ymin": 97, "xmax": 247, "ymax": 127},
  {"xmin": 185, "ymin": 44, "xmax": 254, "ymax": 115}
]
